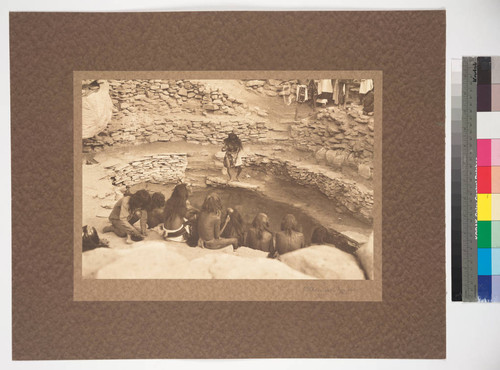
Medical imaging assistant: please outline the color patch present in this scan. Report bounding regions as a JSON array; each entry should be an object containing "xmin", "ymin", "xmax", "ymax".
[
  {"xmin": 478, "ymin": 249, "xmax": 492, "ymax": 275},
  {"xmin": 491, "ymin": 167, "xmax": 500, "ymax": 193},
  {"xmin": 492, "ymin": 194, "xmax": 500, "ymax": 220},
  {"xmin": 491, "ymin": 139, "xmax": 500, "ymax": 165},
  {"xmin": 492, "ymin": 276, "xmax": 500, "ymax": 302},
  {"xmin": 477, "ymin": 167, "xmax": 492, "ymax": 193},
  {"xmin": 477, "ymin": 112, "xmax": 500, "ymax": 139},
  {"xmin": 478, "ymin": 194, "xmax": 492, "ymax": 220},
  {"xmin": 492, "ymin": 249, "xmax": 500, "ymax": 275},
  {"xmin": 478, "ymin": 275, "xmax": 492, "ymax": 301},
  {"xmin": 492, "ymin": 85, "xmax": 500, "ymax": 112},
  {"xmin": 478, "ymin": 84, "xmax": 492, "ymax": 112},
  {"xmin": 491, "ymin": 221, "xmax": 500, "ymax": 248},
  {"xmin": 478, "ymin": 221, "xmax": 492, "ymax": 248},
  {"xmin": 477, "ymin": 139, "xmax": 491, "ymax": 166}
]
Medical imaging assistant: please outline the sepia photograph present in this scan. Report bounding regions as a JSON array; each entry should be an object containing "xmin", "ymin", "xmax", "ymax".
[{"xmin": 77, "ymin": 73, "xmax": 379, "ymax": 293}]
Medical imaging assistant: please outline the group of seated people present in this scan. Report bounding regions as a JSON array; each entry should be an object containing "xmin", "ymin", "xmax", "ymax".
[{"xmin": 101, "ymin": 184, "xmax": 330, "ymax": 256}]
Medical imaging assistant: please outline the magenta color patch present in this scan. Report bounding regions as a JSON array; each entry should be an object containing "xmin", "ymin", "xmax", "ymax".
[
  {"xmin": 492, "ymin": 139, "xmax": 500, "ymax": 166},
  {"xmin": 478, "ymin": 139, "xmax": 492, "ymax": 166}
]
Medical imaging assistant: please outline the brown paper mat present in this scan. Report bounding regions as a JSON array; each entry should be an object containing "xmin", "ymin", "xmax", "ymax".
[{"xmin": 10, "ymin": 11, "xmax": 445, "ymax": 359}]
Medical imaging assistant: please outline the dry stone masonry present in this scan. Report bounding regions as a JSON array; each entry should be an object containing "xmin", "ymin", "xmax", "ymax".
[
  {"xmin": 290, "ymin": 106, "xmax": 374, "ymax": 179},
  {"xmin": 110, "ymin": 154, "xmax": 187, "ymax": 187},
  {"xmin": 83, "ymin": 79, "xmax": 269, "ymax": 151},
  {"xmin": 241, "ymin": 153, "xmax": 373, "ymax": 223},
  {"xmin": 244, "ymin": 79, "xmax": 300, "ymax": 97}
]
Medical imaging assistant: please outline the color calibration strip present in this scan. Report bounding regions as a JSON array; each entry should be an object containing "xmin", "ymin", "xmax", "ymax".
[
  {"xmin": 476, "ymin": 57, "xmax": 500, "ymax": 302},
  {"xmin": 462, "ymin": 57, "xmax": 478, "ymax": 302},
  {"xmin": 451, "ymin": 59, "xmax": 463, "ymax": 301}
]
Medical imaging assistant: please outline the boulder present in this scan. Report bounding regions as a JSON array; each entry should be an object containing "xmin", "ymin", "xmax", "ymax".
[
  {"xmin": 358, "ymin": 163, "xmax": 372, "ymax": 179},
  {"xmin": 279, "ymin": 245, "xmax": 365, "ymax": 280},
  {"xmin": 82, "ymin": 247, "xmax": 130, "ymax": 278},
  {"xmin": 315, "ymin": 147, "xmax": 327, "ymax": 162},
  {"xmin": 189, "ymin": 254, "xmax": 313, "ymax": 279},
  {"xmin": 95, "ymin": 243, "xmax": 200, "ymax": 279},
  {"xmin": 246, "ymin": 80, "xmax": 265, "ymax": 87},
  {"xmin": 355, "ymin": 232, "xmax": 374, "ymax": 280},
  {"xmin": 82, "ymin": 81, "xmax": 113, "ymax": 139},
  {"xmin": 325, "ymin": 150, "xmax": 337, "ymax": 166}
]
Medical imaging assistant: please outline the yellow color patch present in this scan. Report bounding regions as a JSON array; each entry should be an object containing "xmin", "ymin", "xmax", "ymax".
[{"xmin": 478, "ymin": 194, "xmax": 492, "ymax": 221}]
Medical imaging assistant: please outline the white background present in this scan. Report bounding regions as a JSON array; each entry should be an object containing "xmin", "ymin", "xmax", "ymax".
[{"xmin": 2, "ymin": 0, "xmax": 500, "ymax": 369}]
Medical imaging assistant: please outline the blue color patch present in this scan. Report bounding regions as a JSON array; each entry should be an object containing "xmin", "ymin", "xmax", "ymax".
[
  {"xmin": 478, "ymin": 275, "xmax": 492, "ymax": 302},
  {"xmin": 478, "ymin": 249, "xmax": 492, "ymax": 275},
  {"xmin": 492, "ymin": 249, "xmax": 500, "ymax": 275}
]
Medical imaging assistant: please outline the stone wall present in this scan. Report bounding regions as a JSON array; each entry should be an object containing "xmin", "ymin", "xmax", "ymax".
[
  {"xmin": 241, "ymin": 153, "xmax": 373, "ymax": 223},
  {"xmin": 290, "ymin": 106, "xmax": 374, "ymax": 179},
  {"xmin": 110, "ymin": 154, "xmax": 187, "ymax": 187},
  {"xmin": 244, "ymin": 79, "xmax": 299, "ymax": 97},
  {"xmin": 83, "ymin": 79, "xmax": 270, "ymax": 151},
  {"xmin": 84, "ymin": 115, "xmax": 269, "ymax": 150}
]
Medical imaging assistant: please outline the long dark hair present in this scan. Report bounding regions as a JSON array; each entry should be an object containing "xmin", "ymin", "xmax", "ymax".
[
  {"xmin": 164, "ymin": 184, "xmax": 189, "ymax": 223},
  {"xmin": 252, "ymin": 213, "xmax": 271, "ymax": 240},
  {"xmin": 311, "ymin": 226, "xmax": 328, "ymax": 245},
  {"xmin": 281, "ymin": 214, "xmax": 301, "ymax": 236},
  {"xmin": 224, "ymin": 133, "xmax": 243, "ymax": 151},
  {"xmin": 201, "ymin": 193, "xmax": 223, "ymax": 215},
  {"xmin": 150, "ymin": 192, "xmax": 166, "ymax": 210},
  {"xmin": 129, "ymin": 189, "xmax": 151, "ymax": 212},
  {"xmin": 223, "ymin": 208, "xmax": 245, "ymax": 239}
]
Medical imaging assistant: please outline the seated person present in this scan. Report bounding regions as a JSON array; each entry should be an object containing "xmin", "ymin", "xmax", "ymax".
[
  {"xmin": 102, "ymin": 189, "xmax": 151, "ymax": 244},
  {"xmin": 82, "ymin": 225, "xmax": 109, "ymax": 252},
  {"xmin": 274, "ymin": 214, "xmax": 305, "ymax": 255},
  {"xmin": 245, "ymin": 213, "xmax": 274, "ymax": 253},
  {"xmin": 147, "ymin": 192, "xmax": 165, "ymax": 229},
  {"xmin": 197, "ymin": 193, "xmax": 239, "ymax": 249},
  {"xmin": 311, "ymin": 225, "xmax": 328, "ymax": 245},
  {"xmin": 220, "ymin": 207, "xmax": 245, "ymax": 247},
  {"xmin": 162, "ymin": 184, "xmax": 191, "ymax": 242}
]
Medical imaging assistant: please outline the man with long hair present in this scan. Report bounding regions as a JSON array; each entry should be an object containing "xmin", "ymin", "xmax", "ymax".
[
  {"xmin": 220, "ymin": 207, "xmax": 245, "ymax": 247},
  {"xmin": 274, "ymin": 214, "xmax": 305, "ymax": 255},
  {"xmin": 102, "ymin": 189, "xmax": 151, "ymax": 244},
  {"xmin": 161, "ymin": 183, "xmax": 191, "ymax": 242},
  {"xmin": 197, "ymin": 193, "xmax": 239, "ymax": 249},
  {"xmin": 245, "ymin": 213, "xmax": 274, "ymax": 253},
  {"xmin": 222, "ymin": 132, "xmax": 243, "ymax": 181},
  {"xmin": 146, "ymin": 192, "xmax": 165, "ymax": 229}
]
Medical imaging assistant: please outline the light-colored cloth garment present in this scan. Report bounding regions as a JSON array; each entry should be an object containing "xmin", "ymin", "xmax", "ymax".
[
  {"xmin": 332, "ymin": 79, "xmax": 339, "ymax": 103},
  {"xmin": 318, "ymin": 79, "xmax": 333, "ymax": 94},
  {"xmin": 296, "ymin": 85, "xmax": 308, "ymax": 102},
  {"xmin": 359, "ymin": 79, "xmax": 374, "ymax": 94},
  {"xmin": 160, "ymin": 223, "xmax": 190, "ymax": 242}
]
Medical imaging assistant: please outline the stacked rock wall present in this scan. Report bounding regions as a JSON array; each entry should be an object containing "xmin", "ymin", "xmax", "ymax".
[
  {"xmin": 290, "ymin": 107, "xmax": 375, "ymax": 179},
  {"xmin": 84, "ymin": 115, "xmax": 269, "ymax": 149},
  {"xmin": 110, "ymin": 154, "xmax": 187, "ymax": 187},
  {"xmin": 244, "ymin": 79, "xmax": 299, "ymax": 97},
  {"xmin": 83, "ymin": 79, "xmax": 269, "ymax": 151},
  {"xmin": 242, "ymin": 154, "xmax": 373, "ymax": 223}
]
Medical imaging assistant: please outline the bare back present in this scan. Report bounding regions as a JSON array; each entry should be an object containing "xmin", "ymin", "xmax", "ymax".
[
  {"xmin": 245, "ymin": 228, "xmax": 274, "ymax": 253},
  {"xmin": 275, "ymin": 231, "xmax": 305, "ymax": 255},
  {"xmin": 197, "ymin": 211, "xmax": 221, "ymax": 241}
]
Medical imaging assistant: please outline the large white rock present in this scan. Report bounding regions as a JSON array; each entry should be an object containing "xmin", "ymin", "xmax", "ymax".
[
  {"xmin": 355, "ymin": 232, "xmax": 374, "ymax": 280},
  {"xmin": 95, "ymin": 243, "xmax": 199, "ymax": 279},
  {"xmin": 189, "ymin": 253, "xmax": 314, "ymax": 279},
  {"xmin": 82, "ymin": 247, "xmax": 131, "ymax": 278},
  {"xmin": 279, "ymin": 245, "xmax": 365, "ymax": 280},
  {"xmin": 82, "ymin": 81, "xmax": 113, "ymax": 139}
]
